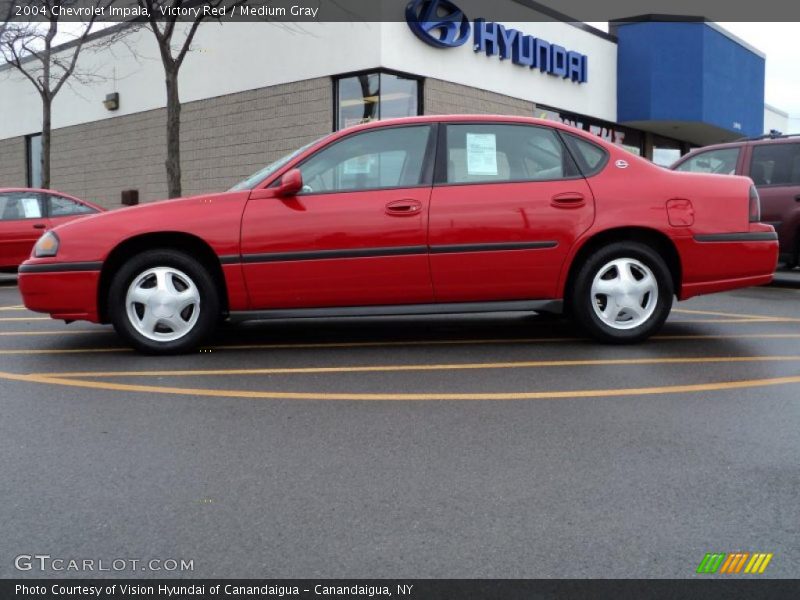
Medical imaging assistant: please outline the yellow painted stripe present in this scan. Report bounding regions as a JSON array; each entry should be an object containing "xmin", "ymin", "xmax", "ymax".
[
  {"xmin": 0, "ymin": 347, "xmax": 131, "ymax": 356},
  {"xmin": 655, "ymin": 333, "xmax": 800, "ymax": 341},
  {"xmin": 1, "ymin": 332, "xmax": 800, "ymax": 356},
  {"xmin": 2, "ymin": 371, "xmax": 800, "ymax": 401},
  {"xmin": 668, "ymin": 318, "xmax": 798, "ymax": 324},
  {"xmin": 744, "ymin": 554, "xmax": 757, "ymax": 573},
  {"xmin": 673, "ymin": 308, "xmax": 800, "ymax": 322},
  {"xmin": 759, "ymin": 554, "xmax": 773, "ymax": 573},
  {"xmin": 0, "ymin": 316, "xmax": 51, "ymax": 322},
  {"xmin": 746, "ymin": 554, "xmax": 765, "ymax": 573},
  {"xmin": 39, "ymin": 355, "xmax": 800, "ymax": 379},
  {"xmin": 673, "ymin": 308, "xmax": 775, "ymax": 320},
  {"xmin": 0, "ymin": 329, "xmax": 112, "ymax": 336}
]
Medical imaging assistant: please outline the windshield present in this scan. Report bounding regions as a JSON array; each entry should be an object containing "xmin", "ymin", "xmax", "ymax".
[{"xmin": 228, "ymin": 138, "xmax": 321, "ymax": 191}]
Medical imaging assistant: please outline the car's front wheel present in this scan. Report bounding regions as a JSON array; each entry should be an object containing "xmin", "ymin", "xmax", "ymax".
[
  {"xmin": 570, "ymin": 242, "xmax": 673, "ymax": 343},
  {"xmin": 108, "ymin": 249, "xmax": 220, "ymax": 354}
]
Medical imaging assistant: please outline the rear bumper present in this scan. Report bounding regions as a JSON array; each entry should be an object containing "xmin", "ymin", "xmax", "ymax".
[
  {"xmin": 18, "ymin": 263, "xmax": 101, "ymax": 322},
  {"xmin": 678, "ymin": 225, "xmax": 779, "ymax": 300}
]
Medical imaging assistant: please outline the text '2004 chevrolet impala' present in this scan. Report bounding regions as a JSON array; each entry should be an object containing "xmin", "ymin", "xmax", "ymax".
[{"xmin": 19, "ymin": 116, "xmax": 778, "ymax": 354}]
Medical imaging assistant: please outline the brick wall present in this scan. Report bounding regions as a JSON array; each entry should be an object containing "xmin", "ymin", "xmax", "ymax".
[
  {"xmin": 424, "ymin": 78, "xmax": 535, "ymax": 116},
  {"xmin": 50, "ymin": 108, "xmax": 168, "ymax": 207},
  {"xmin": 23, "ymin": 77, "xmax": 332, "ymax": 208},
  {"xmin": 0, "ymin": 136, "xmax": 27, "ymax": 187}
]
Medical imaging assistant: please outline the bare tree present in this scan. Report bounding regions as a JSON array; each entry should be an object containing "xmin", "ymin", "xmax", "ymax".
[
  {"xmin": 137, "ymin": 0, "xmax": 241, "ymax": 198},
  {"xmin": 0, "ymin": 0, "xmax": 115, "ymax": 188}
]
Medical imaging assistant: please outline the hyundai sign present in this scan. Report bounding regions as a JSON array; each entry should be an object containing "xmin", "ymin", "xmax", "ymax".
[{"xmin": 405, "ymin": 0, "xmax": 588, "ymax": 83}]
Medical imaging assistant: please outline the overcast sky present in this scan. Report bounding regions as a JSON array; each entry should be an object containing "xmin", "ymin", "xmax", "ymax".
[{"xmin": 719, "ymin": 23, "xmax": 800, "ymax": 121}]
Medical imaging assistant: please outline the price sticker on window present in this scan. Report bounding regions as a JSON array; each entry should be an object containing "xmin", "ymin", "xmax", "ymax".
[{"xmin": 466, "ymin": 133, "xmax": 498, "ymax": 176}]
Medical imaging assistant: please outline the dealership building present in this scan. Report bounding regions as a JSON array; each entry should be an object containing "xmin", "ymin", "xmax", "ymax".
[{"xmin": 0, "ymin": 0, "xmax": 788, "ymax": 207}]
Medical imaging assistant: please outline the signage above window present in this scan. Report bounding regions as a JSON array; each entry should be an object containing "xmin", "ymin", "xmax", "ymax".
[{"xmin": 405, "ymin": 0, "xmax": 588, "ymax": 83}]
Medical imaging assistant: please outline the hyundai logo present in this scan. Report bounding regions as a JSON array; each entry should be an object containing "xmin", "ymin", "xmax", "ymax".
[{"xmin": 405, "ymin": 0, "xmax": 471, "ymax": 48}]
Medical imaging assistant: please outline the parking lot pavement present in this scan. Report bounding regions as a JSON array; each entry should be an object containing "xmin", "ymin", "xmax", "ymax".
[{"xmin": 1, "ymin": 279, "xmax": 799, "ymax": 579}]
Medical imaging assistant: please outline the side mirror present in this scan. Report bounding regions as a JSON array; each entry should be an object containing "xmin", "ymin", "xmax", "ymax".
[{"xmin": 276, "ymin": 168, "xmax": 303, "ymax": 197}]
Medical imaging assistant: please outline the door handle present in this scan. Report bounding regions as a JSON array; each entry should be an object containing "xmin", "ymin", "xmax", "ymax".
[
  {"xmin": 385, "ymin": 199, "xmax": 422, "ymax": 216},
  {"xmin": 550, "ymin": 192, "xmax": 586, "ymax": 208},
  {"xmin": 32, "ymin": 223, "xmax": 46, "ymax": 229},
  {"xmin": 794, "ymin": 194, "xmax": 800, "ymax": 202}
]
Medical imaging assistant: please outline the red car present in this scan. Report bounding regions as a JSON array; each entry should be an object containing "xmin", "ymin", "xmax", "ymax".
[
  {"xmin": 19, "ymin": 116, "xmax": 778, "ymax": 354},
  {"xmin": 0, "ymin": 188, "xmax": 103, "ymax": 272},
  {"xmin": 671, "ymin": 133, "xmax": 800, "ymax": 268}
]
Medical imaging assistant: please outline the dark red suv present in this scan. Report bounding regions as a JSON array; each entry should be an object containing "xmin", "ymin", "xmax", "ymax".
[{"xmin": 672, "ymin": 134, "xmax": 800, "ymax": 267}]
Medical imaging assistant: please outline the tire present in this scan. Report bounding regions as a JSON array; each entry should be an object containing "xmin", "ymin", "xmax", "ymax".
[
  {"xmin": 569, "ymin": 242, "xmax": 673, "ymax": 344},
  {"xmin": 108, "ymin": 249, "xmax": 220, "ymax": 354}
]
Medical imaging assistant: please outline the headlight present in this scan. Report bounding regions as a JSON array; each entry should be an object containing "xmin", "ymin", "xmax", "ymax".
[{"xmin": 33, "ymin": 231, "xmax": 60, "ymax": 258}]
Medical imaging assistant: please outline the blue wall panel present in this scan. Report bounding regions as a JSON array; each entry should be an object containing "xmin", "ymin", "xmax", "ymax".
[{"xmin": 616, "ymin": 21, "xmax": 765, "ymax": 137}]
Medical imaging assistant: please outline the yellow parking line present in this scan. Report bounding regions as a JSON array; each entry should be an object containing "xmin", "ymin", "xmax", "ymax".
[
  {"xmin": 668, "ymin": 318, "xmax": 797, "ymax": 324},
  {"xmin": 672, "ymin": 308, "xmax": 773, "ymax": 320},
  {"xmin": 2, "ymin": 371, "xmax": 799, "ymax": 401},
  {"xmin": 0, "ymin": 347, "xmax": 131, "ymax": 355},
  {"xmin": 673, "ymin": 308, "xmax": 800, "ymax": 322},
  {"xmin": 40, "ymin": 355, "xmax": 800, "ymax": 379},
  {"xmin": 0, "ymin": 330, "xmax": 112, "ymax": 336},
  {"xmin": 654, "ymin": 333, "xmax": 800, "ymax": 341},
  {"xmin": 0, "ymin": 316, "xmax": 50, "ymax": 321},
  {"xmin": 1, "ymin": 332, "xmax": 800, "ymax": 356}
]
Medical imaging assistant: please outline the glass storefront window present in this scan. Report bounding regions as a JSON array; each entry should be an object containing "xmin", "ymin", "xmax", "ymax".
[
  {"xmin": 536, "ymin": 107, "xmax": 643, "ymax": 156},
  {"xmin": 335, "ymin": 71, "xmax": 421, "ymax": 130},
  {"xmin": 652, "ymin": 136, "xmax": 683, "ymax": 167},
  {"xmin": 27, "ymin": 134, "xmax": 42, "ymax": 188}
]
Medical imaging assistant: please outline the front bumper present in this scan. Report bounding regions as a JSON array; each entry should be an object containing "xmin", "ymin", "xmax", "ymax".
[{"xmin": 18, "ymin": 262, "xmax": 102, "ymax": 322}]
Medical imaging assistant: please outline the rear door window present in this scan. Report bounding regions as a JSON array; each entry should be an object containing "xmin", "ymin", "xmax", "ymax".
[
  {"xmin": 749, "ymin": 143, "xmax": 800, "ymax": 186},
  {"xmin": 443, "ymin": 124, "xmax": 578, "ymax": 184}
]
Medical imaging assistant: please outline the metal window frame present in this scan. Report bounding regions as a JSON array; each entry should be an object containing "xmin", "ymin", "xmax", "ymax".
[{"xmin": 332, "ymin": 68, "xmax": 424, "ymax": 131}]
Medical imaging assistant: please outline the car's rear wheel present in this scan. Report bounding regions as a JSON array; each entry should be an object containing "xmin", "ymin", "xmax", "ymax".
[
  {"xmin": 570, "ymin": 242, "xmax": 673, "ymax": 343},
  {"xmin": 108, "ymin": 249, "xmax": 219, "ymax": 354}
]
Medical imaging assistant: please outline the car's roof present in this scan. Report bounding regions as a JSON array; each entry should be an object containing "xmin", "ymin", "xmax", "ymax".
[
  {"xmin": 683, "ymin": 134, "xmax": 800, "ymax": 156},
  {"xmin": 340, "ymin": 114, "xmax": 592, "ymax": 136},
  {"xmin": 332, "ymin": 114, "xmax": 619, "ymax": 153}
]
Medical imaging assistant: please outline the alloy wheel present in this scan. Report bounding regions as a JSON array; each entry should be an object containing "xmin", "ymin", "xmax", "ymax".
[
  {"xmin": 590, "ymin": 258, "xmax": 658, "ymax": 330},
  {"xmin": 125, "ymin": 266, "xmax": 201, "ymax": 342}
]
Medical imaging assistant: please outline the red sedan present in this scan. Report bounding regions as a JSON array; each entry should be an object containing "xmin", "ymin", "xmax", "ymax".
[
  {"xmin": 19, "ymin": 116, "xmax": 778, "ymax": 354},
  {"xmin": 0, "ymin": 188, "xmax": 103, "ymax": 272}
]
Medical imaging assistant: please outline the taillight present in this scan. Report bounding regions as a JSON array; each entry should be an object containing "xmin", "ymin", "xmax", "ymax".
[{"xmin": 749, "ymin": 185, "xmax": 761, "ymax": 223}]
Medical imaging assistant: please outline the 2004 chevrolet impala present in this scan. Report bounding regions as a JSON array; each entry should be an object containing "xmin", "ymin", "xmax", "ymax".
[{"xmin": 19, "ymin": 116, "xmax": 778, "ymax": 354}]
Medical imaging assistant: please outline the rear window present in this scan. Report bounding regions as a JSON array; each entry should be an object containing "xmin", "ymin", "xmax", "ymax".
[{"xmin": 675, "ymin": 147, "xmax": 740, "ymax": 175}]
